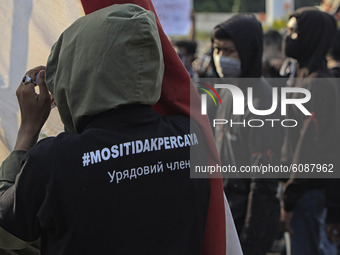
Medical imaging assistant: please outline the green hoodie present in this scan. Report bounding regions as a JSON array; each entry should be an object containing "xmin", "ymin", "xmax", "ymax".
[
  {"xmin": 0, "ymin": 5, "xmax": 164, "ymax": 250},
  {"xmin": 46, "ymin": 3, "xmax": 164, "ymax": 133}
]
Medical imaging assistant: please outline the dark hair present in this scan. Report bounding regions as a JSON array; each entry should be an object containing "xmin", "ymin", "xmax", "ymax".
[
  {"xmin": 263, "ymin": 30, "xmax": 282, "ymax": 48},
  {"xmin": 173, "ymin": 40, "xmax": 197, "ymax": 55},
  {"xmin": 211, "ymin": 26, "xmax": 231, "ymax": 41}
]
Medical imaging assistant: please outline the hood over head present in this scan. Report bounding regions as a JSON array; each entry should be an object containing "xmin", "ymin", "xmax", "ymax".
[
  {"xmin": 286, "ymin": 7, "xmax": 336, "ymax": 72},
  {"xmin": 212, "ymin": 13, "xmax": 263, "ymax": 78},
  {"xmin": 74, "ymin": 1, "xmax": 230, "ymax": 253},
  {"xmin": 46, "ymin": 4, "xmax": 164, "ymax": 133}
]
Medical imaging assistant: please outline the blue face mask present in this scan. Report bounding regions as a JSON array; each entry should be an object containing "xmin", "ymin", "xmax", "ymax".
[{"xmin": 214, "ymin": 55, "xmax": 241, "ymax": 78}]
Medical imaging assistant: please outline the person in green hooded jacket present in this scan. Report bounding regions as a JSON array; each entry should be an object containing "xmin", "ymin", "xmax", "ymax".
[{"xmin": 0, "ymin": 4, "xmax": 212, "ymax": 254}]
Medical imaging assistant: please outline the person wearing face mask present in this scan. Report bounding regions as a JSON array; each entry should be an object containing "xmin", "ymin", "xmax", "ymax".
[
  {"xmin": 208, "ymin": 14, "xmax": 284, "ymax": 255},
  {"xmin": 280, "ymin": 7, "xmax": 340, "ymax": 255}
]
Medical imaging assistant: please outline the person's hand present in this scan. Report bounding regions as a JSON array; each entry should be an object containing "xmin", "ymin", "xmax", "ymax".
[
  {"xmin": 280, "ymin": 207, "xmax": 294, "ymax": 234},
  {"xmin": 14, "ymin": 66, "xmax": 52, "ymax": 151},
  {"xmin": 326, "ymin": 224, "xmax": 340, "ymax": 243}
]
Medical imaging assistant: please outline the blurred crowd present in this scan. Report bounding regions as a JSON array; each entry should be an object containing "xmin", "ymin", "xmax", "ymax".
[{"xmin": 173, "ymin": 4, "xmax": 340, "ymax": 255}]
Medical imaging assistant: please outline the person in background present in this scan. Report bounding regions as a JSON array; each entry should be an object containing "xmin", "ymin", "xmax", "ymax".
[
  {"xmin": 325, "ymin": 179, "xmax": 340, "ymax": 244},
  {"xmin": 209, "ymin": 13, "xmax": 283, "ymax": 255},
  {"xmin": 262, "ymin": 30, "xmax": 284, "ymax": 78},
  {"xmin": 280, "ymin": 7, "xmax": 339, "ymax": 255},
  {"xmin": 173, "ymin": 40, "xmax": 198, "ymax": 79},
  {"xmin": 194, "ymin": 47, "xmax": 215, "ymax": 78},
  {"xmin": 328, "ymin": 29, "xmax": 340, "ymax": 78},
  {"xmin": 172, "ymin": 9, "xmax": 199, "ymax": 80},
  {"xmin": 321, "ymin": 0, "xmax": 340, "ymax": 21}
]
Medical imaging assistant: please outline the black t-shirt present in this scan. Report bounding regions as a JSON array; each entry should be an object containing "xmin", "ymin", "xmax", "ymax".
[{"xmin": 0, "ymin": 106, "xmax": 210, "ymax": 255}]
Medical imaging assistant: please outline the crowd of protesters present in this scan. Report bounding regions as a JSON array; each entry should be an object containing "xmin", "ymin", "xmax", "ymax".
[{"xmin": 174, "ymin": 5, "xmax": 340, "ymax": 255}]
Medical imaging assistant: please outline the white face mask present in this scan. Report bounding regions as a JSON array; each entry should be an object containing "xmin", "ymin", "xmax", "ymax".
[{"xmin": 214, "ymin": 55, "xmax": 241, "ymax": 78}]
